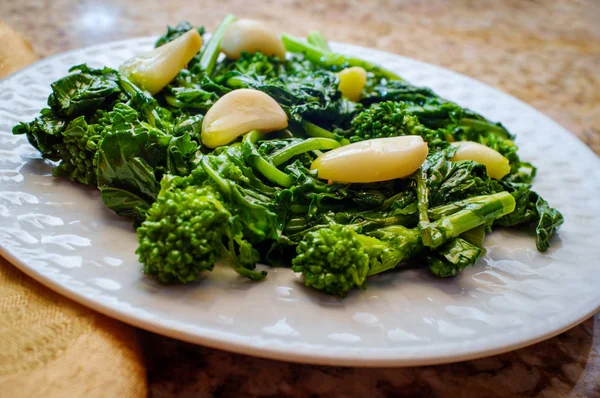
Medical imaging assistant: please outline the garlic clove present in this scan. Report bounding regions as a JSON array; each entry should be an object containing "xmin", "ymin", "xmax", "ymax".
[
  {"xmin": 201, "ymin": 89, "xmax": 288, "ymax": 148},
  {"xmin": 450, "ymin": 141, "xmax": 511, "ymax": 179},
  {"xmin": 221, "ymin": 19, "xmax": 286, "ymax": 60},
  {"xmin": 119, "ymin": 29, "xmax": 202, "ymax": 95},
  {"xmin": 311, "ymin": 136, "xmax": 428, "ymax": 183}
]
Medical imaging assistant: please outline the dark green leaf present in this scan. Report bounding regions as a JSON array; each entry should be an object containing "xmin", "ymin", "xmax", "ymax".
[{"xmin": 48, "ymin": 65, "xmax": 122, "ymax": 117}]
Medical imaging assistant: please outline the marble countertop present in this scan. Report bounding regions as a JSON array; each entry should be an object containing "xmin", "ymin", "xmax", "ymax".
[{"xmin": 2, "ymin": 0, "xmax": 599, "ymax": 396}]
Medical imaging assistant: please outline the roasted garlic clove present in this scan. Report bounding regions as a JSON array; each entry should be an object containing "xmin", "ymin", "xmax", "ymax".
[
  {"xmin": 311, "ymin": 136, "xmax": 428, "ymax": 183},
  {"xmin": 221, "ymin": 19, "xmax": 286, "ymax": 60},
  {"xmin": 201, "ymin": 89, "xmax": 288, "ymax": 148}
]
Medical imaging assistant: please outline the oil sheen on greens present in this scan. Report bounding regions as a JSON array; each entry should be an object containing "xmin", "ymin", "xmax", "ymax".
[{"xmin": 13, "ymin": 16, "xmax": 563, "ymax": 297}]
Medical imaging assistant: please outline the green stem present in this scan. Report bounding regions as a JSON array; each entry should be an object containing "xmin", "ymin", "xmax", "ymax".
[
  {"xmin": 302, "ymin": 120, "xmax": 336, "ymax": 139},
  {"xmin": 459, "ymin": 118, "xmax": 511, "ymax": 139},
  {"xmin": 282, "ymin": 33, "xmax": 403, "ymax": 81},
  {"xmin": 459, "ymin": 225, "xmax": 486, "ymax": 249},
  {"xmin": 269, "ymin": 138, "xmax": 340, "ymax": 166},
  {"xmin": 307, "ymin": 31, "xmax": 330, "ymax": 51},
  {"xmin": 301, "ymin": 120, "xmax": 350, "ymax": 145},
  {"xmin": 421, "ymin": 191, "xmax": 516, "ymax": 249},
  {"xmin": 199, "ymin": 14, "xmax": 236, "ymax": 75},
  {"xmin": 224, "ymin": 75, "xmax": 249, "ymax": 89},
  {"xmin": 428, "ymin": 194, "xmax": 504, "ymax": 220},
  {"xmin": 242, "ymin": 131, "xmax": 294, "ymax": 188},
  {"xmin": 363, "ymin": 226, "xmax": 422, "ymax": 276},
  {"xmin": 244, "ymin": 129, "xmax": 263, "ymax": 144},
  {"xmin": 200, "ymin": 156, "xmax": 231, "ymax": 197},
  {"xmin": 119, "ymin": 77, "xmax": 160, "ymax": 127},
  {"xmin": 359, "ymin": 214, "xmax": 417, "ymax": 229},
  {"xmin": 415, "ymin": 168, "xmax": 430, "ymax": 224},
  {"xmin": 222, "ymin": 238, "xmax": 267, "ymax": 281}
]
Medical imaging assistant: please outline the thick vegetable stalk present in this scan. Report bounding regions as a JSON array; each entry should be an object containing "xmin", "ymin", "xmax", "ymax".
[
  {"xmin": 198, "ymin": 14, "xmax": 237, "ymax": 75},
  {"xmin": 307, "ymin": 31, "xmax": 330, "ymax": 51},
  {"xmin": 363, "ymin": 225, "xmax": 422, "ymax": 275},
  {"xmin": 292, "ymin": 190, "xmax": 515, "ymax": 296},
  {"xmin": 281, "ymin": 33, "xmax": 402, "ymax": 81},
  {"xmin": 420, "ymin": 191, "xmax": 516, "ymax": 248},
  {"xmin": 242, "ymin": 130, "xmax": 294, "ymax": 187},
  {"xmin": 242, "ymin": 130, "xmax": 341, "ymax": 187},
  {"xmin": 416, "ymin": 165, "xmax": 516, "ymax": 249},
  {"xmin": 268, "ymin": 137, "xmax": 340, "ymax": 166}
]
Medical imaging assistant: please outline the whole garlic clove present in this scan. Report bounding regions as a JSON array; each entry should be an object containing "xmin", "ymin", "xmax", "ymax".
[
  {"xmin": 311, "ymin": 136, "xmax": 428, "ymax": 183},
  {"xmin": 450, "ymin": 141, "xmax": 511, "ymax": 179},
  {"xmin": 201, "ymin": 89, "xmax": 288, "ymax": 148},
  {"xmin": 221, "ymin": 19, "xmax": 286, "ymax": 60},
  {"xmin": 119, "ymin": 29, "xmax": 202, "ymax": 95}
]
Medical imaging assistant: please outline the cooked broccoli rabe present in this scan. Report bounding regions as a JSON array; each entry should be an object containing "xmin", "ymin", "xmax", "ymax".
[
  {"xmin": 281, "ymin": 33, "xmax": 402, "ymax": 81},
  {"xmin": 51, "ymin": 114, "xmax": 105, "ymax": 185},
  {"xmin": 292, "ymin": 190, "xmax": 514, "ymax": 296},
  {"xmin": 336, "ymin": 101, "xmax": 444, "ymax": 144},
  {"xmin": 292, "ymin": 225, "xmax": 370, "ymax": 296},
  {"xmin": 13, "ymin": 17, "xmax": 564, "ymax": 296},
  {"xmin": 12, "ymin": 65, "xmax": 123, "ymax": 185},
  {"xmin": 137, "ymin": 144, "xmax": 287, "ymax": 283},
  {"xmin": 137, "ymin": 184, "xmax": 229, "ymax": 283}
]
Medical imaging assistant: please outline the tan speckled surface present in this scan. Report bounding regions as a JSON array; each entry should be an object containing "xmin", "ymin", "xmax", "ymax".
[{"xmin": 2, "ymin": 0, "xmax": 600, "ymax": 396}]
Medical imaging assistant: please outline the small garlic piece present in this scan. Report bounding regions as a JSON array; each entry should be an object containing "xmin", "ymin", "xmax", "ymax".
[
  {"xmin": 451, "ymin": 141, "xmax": 511, "ymax": 179},
  {"xmin": 337, "ymin": 66, "xmax": 367, "ymax": 101},
  {"xmin": 201, "ymin": 89, "xmax": 288, "ymax": 148},
  {"xmin": 311, "ymin": 136, "xmax": 428, "ymax": 183},
  {"xmin": 221, "ymin": 19, "xmax": 286, "ymax": 60},
  {"xmin": 119, "ymin": 29, "xmax": 202, "ymax": 94}
]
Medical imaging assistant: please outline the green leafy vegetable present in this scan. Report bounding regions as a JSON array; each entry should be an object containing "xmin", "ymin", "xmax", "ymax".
[
  {"xmin": 95, "ymin": 103, "xmax": 198, "ymax": 222},
  {"xmin": 13, "ymin": 17, "xmax": 564, "ymax": 296},
  {"xmin": 292, "ymin": 225, "xmax": 370, "ymax": 296},
  {"xmin": 336, "ymin": 101, "xmax": 445, "ymax": 145},
  {"xmin": 427, "ymin": 238, "xmax": 482, "ymax": 277},
  {"xmin": 281, "ymin": 33, "xmax": 402, "ymax": 81},
  {"xmin": 47, "ymin": 65, "xmax": 123, "ymax": 117},
  {"xmin": 137, "ymin": 183, "xmax": 228, "ymax": 283}
]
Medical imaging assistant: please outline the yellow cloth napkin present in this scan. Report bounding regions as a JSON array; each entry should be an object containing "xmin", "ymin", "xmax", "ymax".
[
  {"xmin": 0, "ymin": 21, "xmax": 37, "ymax": 76},
  {"xmin": 0, "ymin": 22, "xmax": 147, "ymax": 397}
]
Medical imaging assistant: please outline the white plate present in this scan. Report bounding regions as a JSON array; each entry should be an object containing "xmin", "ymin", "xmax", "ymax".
[{"xmin": 1, "ymin": 38, "xmax": 599, "ymax": 367}]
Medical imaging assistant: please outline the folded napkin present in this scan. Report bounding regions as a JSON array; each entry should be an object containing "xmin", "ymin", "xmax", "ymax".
[
  {"xmin": 0, "ymin": 21, "xmax": 37, "ymax": 77},
  {"xmin": 0, "ymin": 22, "xmax": 147, "ymax": 397}
]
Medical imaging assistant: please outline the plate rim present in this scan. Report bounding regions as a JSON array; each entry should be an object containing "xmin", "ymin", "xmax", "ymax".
[{"xmin": 1, "ymin": 36, "xmax": 599, "ymax": 367}]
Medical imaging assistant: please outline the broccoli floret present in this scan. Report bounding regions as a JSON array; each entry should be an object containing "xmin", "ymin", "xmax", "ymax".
[
  {"xmin": 292, "ymin": 188, "xmax": 518, "ymax": 296},
  {"xmin": 363, "ymin": 225, "xmax": 422, "ymax": 275},
  {"xmin": 292, "ymin": 225, "xmax": 369, "ymax": 296},
  {"xmin": 52, "ymin": 116, "xmax": 104, "ymax": 185},
  {"xmin": 339, "ymin": 101, "xmax": 434, "ymax": 143},
  {"xmin": 136, "ymin": 144, "xmax": 280, "ymax": 284},
  {"xmin": 291, "ymin": 224, "xmax": 422, "ymax": 296},
  {"xmin": 136, "ymin": 184, "xmax": 229, "ymax": 283}
]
